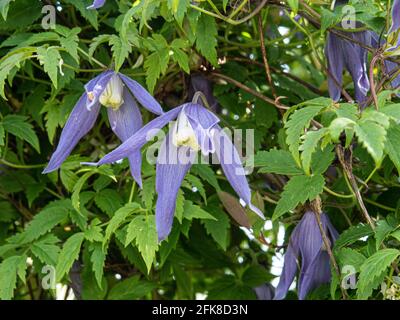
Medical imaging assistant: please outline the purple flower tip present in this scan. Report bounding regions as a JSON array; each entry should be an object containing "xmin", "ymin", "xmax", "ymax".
[
  {"xmin": 87, "ymin": 0, "xmax": 106, "ymax": 10},
  {"xmin": 275, "ymin": 210, "xmax": 338, "ymax": 300},
  {"xmin": 43, "ymin": 70, "xmax": 163, "ymax": 188}
]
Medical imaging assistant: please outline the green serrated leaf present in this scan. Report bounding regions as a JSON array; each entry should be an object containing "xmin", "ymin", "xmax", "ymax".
[
  {"xmin": 183, "ymin": 200, "xmax": 217, "ymax": 221},
  {"xmin": 144, "ymin": 48, "xmax": 169, "ymax": 94},
  {"xmin": 253, "ymin": 149, "xmax": 303, "ymax": 175},
  {"xmin": 109, "ymin": 35, "xmax": 131, "ymax": 72},
  {"xmin": 10, "ymin": 200, "xmax": 70, "ymax": 245},
  {"xmin": 357, "ymin": 249, "xmax": 400, "ymax": 299},
  {"xmin": 30, "ymin": 238, "xmax": 60, "ymax": 266},
  {"xmin": 56, "ymin": 232, "xmax": 85, "ymax": 282},
  {"xmin": 71, "ymin": 171, "xmax": 97, "ymax": 213},
  {"xmin": 64, "ymin": 0, "xmax": 98, "ymax": 29},
  {"xmin": 168, "ymin": 0, "xmax": 190, "ymax": 25},
  {"xmin": 337, "ymin": 247, "xmax": 366, "ymax": 272},
  {"xmin": 94, "ymin": 188, "xmax": 123, "ymax": 216},
  {"xmin": 299, "ymin": 128, "xmax": 328, "ymax": 175},
  {"xmin": 0, "ymin": 48, "xmax": 35, "ymax": 99},
  {"xmin": 107, "ymin": 275, "xmax": 156, "ymax": 300},
  {"xmin": 384, "ymin": 122, "xmax": 400, "ymax": 175},
  {"xmin": 141, "ymin": 176, "xmax": 155, "ymax": 209},
  {"xmin": 354, "ymin": 121, "xmax": 386, "ymax": 166},
  {"xmin": 273, "ymin": 174, "xmax": 325, "ymax": 220},
  {"xmin": 37, "ymin": 46, "xmax": 61, "ymax": 88},
  {"xmin": 0, "ymin": 255, "xmax": 24, "ymax": 300},
  {"xmin": 375, "ymin": 220, "xmax": 396, "ymax": 250},
  {"xmin": 2, "ymin": 114, "xmax": 40, "ymax": 152},
  {"xmin": 89, "ymin": 34, "xmax": 111, "ymax": 58},
  {"xmin": 104, "ymin": 203, "xmax": 142, "ymax": 244},
  {"xmin": 125, "ymin": 215, "xmax": 158, "ymax": 272},
  {"xmin": 89, "ymin": 242, "xmax": 106, "ymax": 289},
  {"xmin": 195, "ymin": 14, "xmax": 218, "ymax": 66},
  {"xmin": 202, "ymin": 206, "xmax": 230, "ymax": 250},
  {"xmin": 334, "ymin": 223, "xmax": 374, "ymax": 250},
  {"xmin": 285, "ymin": 104, "xmax": 326, "ymax": 165}
]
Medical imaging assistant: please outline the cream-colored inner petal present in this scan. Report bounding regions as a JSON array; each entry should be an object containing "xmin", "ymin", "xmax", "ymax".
[
  {"xmin": 172, "ymin": 111, "xmax": 200, "ymax": 151},
  {"xmin": 99, "ymin": 74, "xmax": 124, "ymax": 110}
]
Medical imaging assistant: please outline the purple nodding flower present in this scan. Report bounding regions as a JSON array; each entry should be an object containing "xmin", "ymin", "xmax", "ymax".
[
  {"xmin": 42, "ymin": 70, "xmax": 163, "ymax": 188},
  {"xmin": 87, "ymin": 0, "xmax": 106, "ymax": 9},
  {"xmin": 390, "ymin": 0, "xmax": 400, "ymax": 33},
  {"xmin": 369, "ymin": 32, "xmax": 400, "ymax": 95},
  {"xmin": 325, "ymin": 29, "xmax": 374, "ymax": 104},
  {"xmin": 254, "ymin": 284, "xmax": 275, "ymax": 300},
  {"xmin": 188, "ymin": 74, "xmax": 220, "ymax": 113},
  {"xmin": 275, "ymin": 210, "xmax": 338, "ymax": 300},
  {"xmin": 325, "ymin": 0, "xmax": 375, "ymax": 105},
  {"xmin": 85, "ymin": 102, "xmax": 265, "ymax": 241}
]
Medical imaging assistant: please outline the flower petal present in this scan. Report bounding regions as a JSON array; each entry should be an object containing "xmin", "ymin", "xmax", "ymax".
[
  {"xmin": 43, "ymin": 93, "xmax": 100, "ymax": 173},
  {"xmin": 298, "ymin": 251, "xmax": 331, "ymax": 300},
  {"xmin": 155, "ymin": 132, "xmax": 195, "ymax": 241},
  {"xmin": 274, "ymin": 242, "xmax": 300, "ymax": 300},
  {"xmin": 87, "ymin": 0, "xmax": 106, "ymax": 9},
  {"xmin": 342, "ymin": 32, "xmax": 370, "ymax": 103},
  {"xmin": 212, "ymin": 125, "xmax": 264, "ymax": 219},
  {"xmin": 322, "ymin": 212, "xmax": 339, "ymax": 241},
  {"xmin": 85, "ymin": 70, "xmax": 114, "ymax": 111},
  {"xmin": 188, "ymin": 74, "xmax": 220, "ymax": 112},
  {"xmin": 390, "ymin": 0, "xmax": 400, "ymax": 33},
  {"xmin": 325, "ymin": 33, "xmax": 344, "ymax": 102},
  {"xmin": 107, "ymin": 89, "xmax": 143, "ymax": 187},
  {"xmin": 88, "ymin": 106, "xmax": 183, "ymax": 166},
  {"xmin": 119, "ymin": 73, "xmax": 163, "ymax": 115},
  {"xmin": 254, "ymin": 284, "xmax": 275, "ymax": 300},
  {"xmin": 184, "ymin": 103, "xmax": 220, "ymax": 129},
  {"xmin": 297, "ymin": 211, "xmax": 324, "ymax": 272}
]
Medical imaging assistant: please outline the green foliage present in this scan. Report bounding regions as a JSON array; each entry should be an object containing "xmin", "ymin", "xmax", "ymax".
[
  {"xmin": 273, "ymin": 174, "xmax": 325, "ymax": 220},
  {"xmin": 357, "ymin": 249, "xmax": 400, "ymax": 299},
  {"xmin": 56, "ymin": 232, "xmax": 85, "ymax": 282},
  {"xmin": 0, "ymin": 0, "xmax": 399, "ymax": 302}
]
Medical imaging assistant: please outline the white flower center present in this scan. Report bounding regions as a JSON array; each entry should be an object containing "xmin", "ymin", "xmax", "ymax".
[
  {"xmin": 99, "ymin": 74, "xmax": 124, "ymax": 110},
  {"xmin": 172, "ymin": 111, "xmax": 200, "ymax": 151}
]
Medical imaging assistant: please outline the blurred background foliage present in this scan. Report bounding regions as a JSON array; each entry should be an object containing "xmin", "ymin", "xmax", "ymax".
[{"xmin": 0, "ymin": 0, "xmax": 399, "ymax": 300}]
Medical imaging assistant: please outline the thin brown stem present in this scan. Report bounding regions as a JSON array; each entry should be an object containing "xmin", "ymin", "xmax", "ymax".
[
  {"xmin": 257, "ymin": 14, "xmax": 277, "ymax": 100},
  {"xmin": 336, "ymin": 145, "xmax": 375, "ymax": 230},
  {"xmin": 311, "ymin": 198, "xmax": 346, "ymax": 298},
  {"xmin": 212, "ymin": 72, "xmax": 289, "ymax": 109},
  {"xmin": 227, "ymin": 57, "xmax": 323, "ymax": 95}
]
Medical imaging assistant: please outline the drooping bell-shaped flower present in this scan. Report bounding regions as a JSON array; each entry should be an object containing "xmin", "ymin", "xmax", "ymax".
[
  {"xmin": 254, "ymin": 284, "xmax": 275, "ymax": 300},
  {"xmin": 85, "ymin": 99, "xmax": 265, "ymax": 241},
  {"xmin": 383, "ymin": 0, "xmax": 400, "ymax": 92},
  {"xmin": 87, "ymin": 0, "xmax": 106, "ymax": 9},
  {"xmin": 188, "ymin": 74, "xmax": 220, "ymax": 113},
  {"xmin": 325, "ymin": 29, "xmax": 374, "ymax": 104},
  {"xmin": 390, "ymin": 0, "xmax": 400, "ymax": 33},
  {"xmin": 325, "ymin": 0, "xmax": 375, "ymax": 104},
  {"xmin": 275, "ymin": 210, "xmax": 338, "ymax": 300},
  {"xmin": 43, "ymin": 70, "xmax": 163, "ymax": 188}
]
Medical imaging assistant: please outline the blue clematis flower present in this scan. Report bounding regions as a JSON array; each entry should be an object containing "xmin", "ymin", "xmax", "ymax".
[
  {"xmin": 86, "ymin": 101, "xmax": 265, "ymax": 241},
  {"xmin": 188, "ymin": 74, "xmax": 220, "ymax": 113},
  {"xmin": 254, "ymin": 284, "xmax": 275, "ymax": 300},
  {"xmin": 325, "ymin": 0, "xmax": 375, "ymax": 104},
  {"xmin": 87, "ymin": 0, "xmax": 106, "ymax": 9},
  {"xmin": 390, "ymin": 0, "xmax": 400, "ymax": 33},
  {"xmin": 384, "ymin": 0, "xmax": 400, "ymax": 92},
  {"xmin": 275, "ymin": 210, "xmax": 338, "ymax": 300},
  {"xmin": 43, "ymin": 70, "xmax": 163, "ymax": 188}
]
